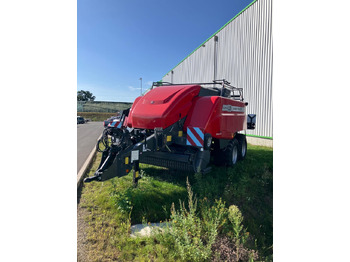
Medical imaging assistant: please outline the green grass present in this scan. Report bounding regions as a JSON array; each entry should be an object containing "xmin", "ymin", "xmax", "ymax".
[
  {"xmin": 79, "ymin": 144, "xmax": 273, "ymax": 261},
  {"xmin": 78, "ymin": 101, "xmax": 132, "ymax": 113},
  {"xmin": 77, "ymin": 112, "xmax": 117, "ymax": 122}
]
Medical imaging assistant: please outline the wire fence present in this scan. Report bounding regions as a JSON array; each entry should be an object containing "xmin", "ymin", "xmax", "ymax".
[{"xmin": 77, "ymin": 101, "xmax": 132, "ymax": 113}]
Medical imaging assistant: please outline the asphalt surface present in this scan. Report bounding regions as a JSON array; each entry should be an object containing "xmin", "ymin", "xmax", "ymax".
[{"xmin": 77, "ymin": 121, "xmax": 104, "ymax": 174}]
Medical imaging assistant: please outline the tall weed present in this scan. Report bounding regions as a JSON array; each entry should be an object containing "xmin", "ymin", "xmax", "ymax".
[{"xmin": 158, "ymin": 178, "xmax": 226, "ymax": 261}]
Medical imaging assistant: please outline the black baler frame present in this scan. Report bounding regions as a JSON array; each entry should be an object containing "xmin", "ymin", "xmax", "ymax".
[{"xmin": 151, "ymin": 79, "xmax": 244, "ymax": 102}]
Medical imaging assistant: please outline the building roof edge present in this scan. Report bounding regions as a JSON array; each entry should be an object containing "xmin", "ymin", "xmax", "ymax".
[{"xmin": 162, "ymin": 0, "xmax": 258, "ymax": 79}]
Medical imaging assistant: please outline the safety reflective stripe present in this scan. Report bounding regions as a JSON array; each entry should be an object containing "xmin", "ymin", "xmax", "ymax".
[
  {"xmin": 193, "ymin": 127, "xmax": 204, "ymax": 143},
  {"xmin": 186, "ymin": 127, "xmax": 204, "ymax": 147},
  {"xmin": 186, "ymin": 132, "xmax": 196, "ymax": 146},
  {"xmin": 110, "ymin": 121, "xmax": 122, "ymax": 128}
]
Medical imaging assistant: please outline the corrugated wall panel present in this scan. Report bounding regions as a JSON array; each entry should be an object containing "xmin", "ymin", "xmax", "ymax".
[
  {"xmin": 163, "ymin": 38, "xmax": 215, "ymax": 84},
  {"xmin": 216, "ymin": 0, "xmax": 272, "ymax": 138},
  {"xmin": 162, "ymin": 0, "xmax": 272, "ymax": 138}
]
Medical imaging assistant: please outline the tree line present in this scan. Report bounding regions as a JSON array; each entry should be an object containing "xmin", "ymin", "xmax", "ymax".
[{"xmin": 77, "ymin": 90, "xmax": 95, "ymax": 101}]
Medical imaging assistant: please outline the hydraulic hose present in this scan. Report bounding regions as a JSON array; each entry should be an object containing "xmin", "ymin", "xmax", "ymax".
[
  {"xmin": 96, "ymin": 128, "xmax": 111, "ymax": 153},
  {"xmin": 96, "ymin": 127, "xmax": 125, "ymax": 153}
]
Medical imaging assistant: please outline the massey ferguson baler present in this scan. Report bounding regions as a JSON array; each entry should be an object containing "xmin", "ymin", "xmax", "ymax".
[{"xmin": 84, "ymin": 80, "xmax": 256, "ymax": 185}]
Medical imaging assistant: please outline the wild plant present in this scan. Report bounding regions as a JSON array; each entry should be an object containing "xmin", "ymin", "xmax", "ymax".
[
  {"xmin": 228, "ymin": 204, "xmax": 259, "ymax": 261},
  {"xmin": 158, "ymin": 177, "xmax": 226, "ymax": 261}
]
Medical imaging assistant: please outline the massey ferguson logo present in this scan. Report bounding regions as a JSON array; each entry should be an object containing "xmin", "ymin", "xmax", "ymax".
[{"xmin": 222, "ymin": 105, "xmax": 245, "ymax": 112}]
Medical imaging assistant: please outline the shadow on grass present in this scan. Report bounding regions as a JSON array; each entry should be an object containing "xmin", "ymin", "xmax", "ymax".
[
  {"xmin": 140, "ymin": 165, "xmax": 192, "ymax": 186},
  {"xmin": 110, "ymin": 172, "xmax": 189, "ymax": 224}
]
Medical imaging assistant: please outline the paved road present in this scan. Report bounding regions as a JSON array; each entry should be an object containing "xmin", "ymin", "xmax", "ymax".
[{"xmin": 77, "ymin": 121, "xmax": 104, "ymax": 174}]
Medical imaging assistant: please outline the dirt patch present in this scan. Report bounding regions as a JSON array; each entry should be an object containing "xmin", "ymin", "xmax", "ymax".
[
  {"xmin": 77, "ymin": 204, "xmax": 90, "ymax": 262},
  {"xmin": 211, "ymin": 235, "xmax": 259, "ymax": 262}
]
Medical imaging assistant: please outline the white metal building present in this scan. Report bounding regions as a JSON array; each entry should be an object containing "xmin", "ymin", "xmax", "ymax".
[{"xmin": 162, "ymin": 0, "xmax": 272, "ymax": 146}]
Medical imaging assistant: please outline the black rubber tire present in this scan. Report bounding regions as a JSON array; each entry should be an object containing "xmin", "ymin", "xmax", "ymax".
[
  {"xmin": 212, "ymin": 149, "xmax": 224, "ymax": 166},
  {"xmin": 204, "ymin": 133, "xmax": 212, "ymax": 150},
  {"xmin": 225, "ymin": 138, "xmax": 239, "ymax": 167},
  {"xmin": 211, "ymin": 139, "xmax": 224, "ymax": 166},
  {"xmin": 236, "ymin": 134, "xmax": 247, "ymax": 161}
]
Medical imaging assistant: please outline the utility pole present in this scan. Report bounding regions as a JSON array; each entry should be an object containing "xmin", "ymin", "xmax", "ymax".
[{"xmin": 139, "ymin": 77, "xmax": 142, "ymax": 95}]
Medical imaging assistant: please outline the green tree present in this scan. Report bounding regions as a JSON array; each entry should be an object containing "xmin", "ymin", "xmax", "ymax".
[{"xmin": 77, "ymin": 90, "xmax": 96, "ymax": 101}]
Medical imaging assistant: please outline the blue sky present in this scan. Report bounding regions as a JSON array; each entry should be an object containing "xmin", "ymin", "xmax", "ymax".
[{"xmin": 78, "ymin": 0, "xmax": 254, "ymax": 102}]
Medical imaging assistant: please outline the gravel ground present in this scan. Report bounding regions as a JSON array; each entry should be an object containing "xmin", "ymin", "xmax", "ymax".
[{"xmin": 77, "ymin": 205, "xmax": 89, "ymax": 262}]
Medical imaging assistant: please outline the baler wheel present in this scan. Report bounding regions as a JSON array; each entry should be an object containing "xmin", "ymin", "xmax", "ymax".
[
  {"xmin": 225, "ymin": 139, "xmax": 239, "ymax": 166},
  {"xmin": 212, "ymin": 139, "xmax": 224, "ymax": 165},
  {"xmin": 236, "ymin": 134, "xmax": 247, "ymax": 161}
]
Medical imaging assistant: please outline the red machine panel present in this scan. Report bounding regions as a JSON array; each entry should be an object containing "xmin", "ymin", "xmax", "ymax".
[
  {"xmin": 128, "ymin": 85, "xmax": 201, "ymax": 129},
  {"xmin": 184, "ymin": 96, "xmax": 246, "ymax": 139}
]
